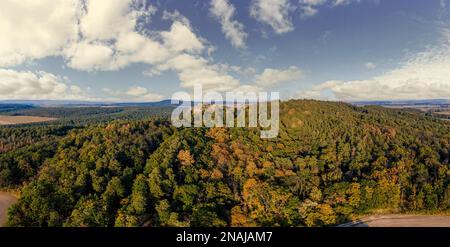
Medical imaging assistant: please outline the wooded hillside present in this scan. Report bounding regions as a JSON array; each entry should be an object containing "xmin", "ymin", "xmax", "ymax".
[{"xmin": 1, "ymin": 100, "xmax": 449, "ymax": 226}]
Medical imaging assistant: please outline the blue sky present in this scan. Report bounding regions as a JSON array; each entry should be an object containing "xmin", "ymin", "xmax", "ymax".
[{"xmin": 0, "ymin": 0, "xmax": 449, "ymax": 101}]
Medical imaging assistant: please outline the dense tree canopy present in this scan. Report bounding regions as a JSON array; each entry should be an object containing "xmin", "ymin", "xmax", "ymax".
[{"xmin": 1, "ymin": 100, "xmax": 449, "ymax": 226}]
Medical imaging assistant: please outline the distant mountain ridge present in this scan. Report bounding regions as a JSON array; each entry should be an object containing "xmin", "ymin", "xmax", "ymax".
[
  {"xmin": 0, "ymin": 99, "xmax": 175, "ymax": 107},
  {"xmin": 2, "ymin": 99, "xmax": 450, "ymax": 108},
  {"xmin": 352, "ymin": 99, "xmax": 450, "ymax": 106}
]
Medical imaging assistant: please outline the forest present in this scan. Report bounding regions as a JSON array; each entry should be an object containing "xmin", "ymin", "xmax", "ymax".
[{"xmin": 0, "ymin": 100, "xmax": 449, "ymax": 226}]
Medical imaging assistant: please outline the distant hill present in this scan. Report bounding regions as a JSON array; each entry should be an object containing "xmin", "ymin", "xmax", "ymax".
[
  {"xmin": 0, "ymin": 99, "xmax": 176, "ymax": 107},
  {"xmin": 352, "ymin": 99, "xmax": 450, "ymax": 106},
  {"xmin": 3, "ymin": 98, "xmax": 449, "ymax": 108},
  {"xmin": 111, "ymin": 100, "xmax": 175, "ymax": 107},
  {"xmin": 0, "ymin": 100, "xmax": 102, "ymax": 107},
  {"xmin": 0, "ymin": 104, "xmax": 34, "ymax": 113}
]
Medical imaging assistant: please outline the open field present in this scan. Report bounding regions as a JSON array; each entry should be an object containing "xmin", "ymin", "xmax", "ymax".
[
  {"xmin": 433, "ymin": 111, "xmax": 450, "ymax": 121},
  {"xmin": 339, "ymin": 215, "xmax": 450, "ymax": 227},
  {"xmin": 434, "ymin": 111, "xmax": 450, "ymax": 117},
  {"xmin": 378, "ymin": 104, "xmax": 450, "ymax": 121},
  {"xmin": 0, "ymin": 192, "xmax": 17, "ymax": 227},
  {"xmin": 0, "ymin": 115, "xmax": 56, "ymax": 125}
]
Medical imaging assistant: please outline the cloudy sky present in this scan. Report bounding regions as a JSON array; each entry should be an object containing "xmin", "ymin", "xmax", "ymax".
[{"xmin": 0, "ymin": 0, "xmax": 449, "ymax": 102}]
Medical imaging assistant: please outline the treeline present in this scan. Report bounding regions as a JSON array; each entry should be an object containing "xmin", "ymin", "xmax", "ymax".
[
  {"xmin": 7, "ymin": 107, "xmax": 124, "ymax": 118},
  {"xmin": 0, "ymin": 106, "xmax": 173, "ymax": 152},
  {"xmin": 0, "ymin": 104, "xmax": 34, "ymax": 113},
  {"xmin": 3, "ymin": 100, "xmax": 450, "ymax": 226},
  {"xmin": 2, "ymin": 106, "xmax": 173, "ymax": 119},
  {"xmin": 0, "ymin": 125, "xmax": 74, "ymax": 153}
]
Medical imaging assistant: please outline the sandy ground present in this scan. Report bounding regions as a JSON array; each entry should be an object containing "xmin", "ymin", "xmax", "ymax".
[
  {"xmin": 0, "ymin": 192, "xmax": 17, "ymax": 227},
  {"xmin": 0, "ymin": 115, "xmax": 56, "ymax": 125},
  {"xmin": 339, "ymin": 214, "xmax": 450, "ymax": 227}
]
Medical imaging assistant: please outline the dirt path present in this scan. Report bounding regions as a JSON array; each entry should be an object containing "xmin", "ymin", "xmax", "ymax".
[
  {"xmin": 339, "ymin": 214, "xmax": 450, "ymax": 227},
  {"xmin": 0, "ymin": 192, "xmax": 17, "ymax": 227}
]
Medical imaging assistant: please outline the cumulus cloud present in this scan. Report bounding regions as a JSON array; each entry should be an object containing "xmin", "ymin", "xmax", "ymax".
[
  {"xmin": 296, "ymin": 37, "xmax": 450, "ymax": 101},
  {"xmin": 0, "ymin": 0, "xmax": 203, "ymax": 72},
  {"xmin": 80, "ymin": 0, "xmax": 140, "ymax": 41},
  {"xmin": 0, "ymin": 0, "xmax": 81, "ymax": 67},
  {"xmin": 0, "ymin": 0, "xmax": 303, "ymax": 99},
  {"xmin": 126, "ymin": 86, "xmax": 149, "ymax": 96},
  {"xmin": 210, "ymin": 0, "xmax": 247, "ymax": 48},
  {"xmin": 154, "ymin": 54, "xmax": 241, "ymax": 91},
  {"xmin": 0, "ymin": 69, "xmax": 89, "ymax": 100},
  {"xmin": 136, "ymin": 92, "xmax": 165, "ymax": 101},
  {"xmin": 103, "ymin": 86, "xmax": 164, "ymax": 102},
  {"xmin": 250, "ymin": 0, "xmax": 295, "ymax": 34},
  {"xmin": 255, "ymin": 66, "xmax": 302, "ymax": 87},
  {"xmin": 66, "ymin": 0, "xmax": 175, "ymax": 71},
  {"xmin": 0, "ymin": 0, "xmax": 227, "ymax": 91},
  {"xmin": 160, "ymin": 20, "xmax": 204, "ymax": 53},
  {"xmin": 64, "ymin": 41, "xmax": 115, "ymax": 71}
]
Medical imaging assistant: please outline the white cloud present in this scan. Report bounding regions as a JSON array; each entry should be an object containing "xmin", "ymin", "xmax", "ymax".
[
  {"xmin": 0, "ymin": 0, "xmax": 244, "ymax": 96},
  {"xmin": 155, "ymin": 54, "xmax": 241, "ymax": 91},
  {"xmin": 0, "ymin": 0, "xmax": 303, "ymax": 99},
  {"xmin": 299, "ymin": 0, "xmax": 326, "ymax": 17},
  {"xmin": 101, "ymin": 88, "xmax": 120, "ymax": 96},
  {"xmin": 126, "ymin": 86, "xmax": 149, "ymax": 96},
  {"xmin": 229, "ymin": 66, "xmax": 258, "ymax": 77},
  {"xmin": 68, "ymin": 5, "xmax": 205, "ymax": 73},
  {"xmin": 66, "ymin": 0, "xmax": 174, "ymax": 71},
  {"xmin": 255, "ymin": 66, "xmax": 303, "ymax": 87},
  {"xmin": 137, "ymin": 92, "xmax": 165, "ymax": 101},
  {"xmin": 162, "ymin": 9, "xmax": 190, "ymax": 24},
  {"xmin": 137, "ymin": 93, "xmax": 164, "ymax": 101},
  {"xmin": 80, "ymin": 0, "xmax": 137, "ymax": 41},
  {"xmin": 365, "ymin": 62, "xmax": 377, "ymax": 70},
  {"xmin": 299, "ymin": 0, "xmax": 360, "ymax": 18},
  {"xmin": 300, "ymin": 5, "xmax": 319, "ymax": 17},
  {"xmin": 0, "ymin": 0, "xmax": 81, "ymax": 67},
  {"xmin": 0, "ymin": 69, "xmax": 89, "ymax": 100},
  {"xmin": 296, "ymin": 38, "xmax": 450, "ymax": 101},
  {"xmin": 250, "ymin": 0, "xmax": 295, "ymax": 34},
  {"xmin": 0, "ymin": 0, "xmax": 202, "ymax": 72},
  {"xmin": 332, "ymin": 0, "xmax": 360, "ymax": 7},
  {"xmin": 103, "ymin": 86, "xmax": 164, "ymax": 102},
  {"xmin": 210, "ymin": 0, "xmax": 247, "ymax": 48},
  {"xmin": 113, "ymin": 32, "xmax": 170, "ymax": 67},
  {"xmin": 160, "ymin": 21, "xmax": 204, "ymax": 53},
  {"xmin": 0, "ymin": 0, "xmax": 166, "ymax": 70},
  {"xmin": 64, "ymin": 42, "xmax": 114, "ymax": 71},
  {"xmin": 302, "ymin": 0, "xmax": 328, "ymax": 3}
]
